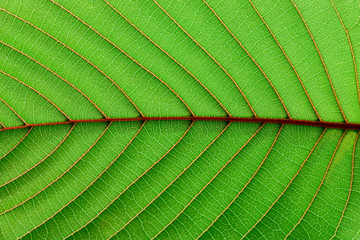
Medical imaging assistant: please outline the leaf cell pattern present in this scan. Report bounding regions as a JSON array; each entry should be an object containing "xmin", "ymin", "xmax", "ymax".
[{"xmin": 0, "ymin": 0, "xmax": 360, "ymax": 239}]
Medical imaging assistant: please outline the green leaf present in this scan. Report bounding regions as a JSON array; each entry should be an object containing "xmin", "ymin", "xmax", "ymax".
[{"xmin": 0, "ymin": 0, "xmax": 359, "ymax": 239}]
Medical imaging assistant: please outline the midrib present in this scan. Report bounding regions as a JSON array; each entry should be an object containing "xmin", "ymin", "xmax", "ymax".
[{"xmin": 1, "ymin": 116, "xmax": 360, "ymax": 131}]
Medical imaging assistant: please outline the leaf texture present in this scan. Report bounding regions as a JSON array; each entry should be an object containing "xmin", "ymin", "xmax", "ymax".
[{"xmin": 0, "ymin": 0, "xmax": 360, "ymax": 239}]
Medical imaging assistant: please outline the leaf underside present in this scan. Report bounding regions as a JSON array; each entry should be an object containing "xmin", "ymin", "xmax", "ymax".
[{"xmin": 0, "ymin": 0, "xmax": 360, "ymax": 239}]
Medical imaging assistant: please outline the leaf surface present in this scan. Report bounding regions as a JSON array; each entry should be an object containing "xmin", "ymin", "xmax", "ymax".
[{"xmin": 0, "ymin": 0, "xmax": 360, "ymax": 239}]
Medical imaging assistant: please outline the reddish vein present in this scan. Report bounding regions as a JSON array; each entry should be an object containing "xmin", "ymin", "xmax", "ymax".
[
  {"xmin": 24, "ymin": 121, "xmax": 146, "ymax": 238},
  {"xmin": 0, "ymin": 117, "xmax": 359, "ymax": 131},
  {"xmin": 0, "ymin": 95, "xmax": 28, "ymax": 124},
  {"xmin": 241, "ymin": 128, "xmax": 327, "ymax": 239},
  {"xmin": 246, "ymin": 0, "xmax": 320, "ymax": 121},
  {"xmin": 285, "ymin": 130, "xmax": 347, "ymax": 239},
  {"xmin": 1, "ymin": 70, "xmax": 70, "ymax": 121},
  {"xmin": 331, "ymin": 131, "xmax": 359, "ymax": 239},
  {"xmin": 203, "ymin": 0, "xmax": 291, "ymax": 119},
  {"xmin": 0, "ymin": 43, "xmax": 103, "ymax": 119},
  {"xmin": 50, "ymin": 0, "xmax": 195, "ymax": 117},
  {"xmin": 290, "ymin": 0, "xmax": 348, "ymax": 123},
  {"xmin": 16, "ymin": 122, "xmax": 111, "ymax": 239},
  {"xmin": 0, "ymin": 123, "xmax": 75, "ymax": 188},
  {"xmin": 67, "ymin": 121, "xmax": 193, "ymax": 238},
  {"xmin": 153, "ymin": 123, "xmax": 265, "ymax": 239},
  {"xmin": 103, "ymin": 0, "xmax": 231, "ymax": 117},
  {"xmin": 108, "ymin": 122, "xmax": 231, "ymax": 239},
  {"xmin": 0, "ymin": 127, "xmax": 32, "ymax": 160},
  {"xmin": 196, "ymin": 124, "xmax": 284, "ymax": 239},
  {"xmin": 0, "ymin": 8, "xmax": 144, "ymax": 117},
  {"xmin": 329, "ymin": 0, "xmax": 360, "ymax": 110},
  {"xmin": 152, "ymin": 0, "xmax": 257, "ymax": 118}
]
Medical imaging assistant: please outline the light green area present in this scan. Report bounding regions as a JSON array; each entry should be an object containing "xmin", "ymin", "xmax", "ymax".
[
  {"xmin": 288, "ymin": 131, "xmax": 356, "ymax": 240},
  {"xmin": 335, "ymin": 134, "xmax": 360, "ymax": 239},
  {"xmin": 0, "ymin": 0, "xmax": 359, "ymax": 239},
  {"xmin": 0, "ymin": 124, "xmax": 72, "ymax": 185},
  {"xmin": 0, "ymin": 99, "xmax": 24, "ymax": 127},
  {"xmin": 0, "ymin": 128, "xmax": 28, "ymax": 156},
  {"xmin": 2, "ymin": 0, "xmax": 358, "ymax": 121}
]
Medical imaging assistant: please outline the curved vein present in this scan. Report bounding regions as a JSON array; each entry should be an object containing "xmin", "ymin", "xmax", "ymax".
[
  {"xmin": 329, "ymin": 0, "xmax": 360, "ymax": 111},
  {"xmin": 246, "ymin": 0, "xmax": 320, "ymax": 121},
  {"xmin": 108, "ymin": 122, "xmax": 232, "ymax": 239},
  {"xmin": 0, "ymin": 8, "xmax": 144, "ymax": 117},
  {"xmin": 331, "ymin": 130, "xmax": 359, "ymax": 239},
  {"xmin": 348, "ymin": 17, "xmax": 360, "ymax": 31},
  {"xmin": 1, "ymin": 122, "xmax": 109, "ymax": 218},
  {"xmin": 203, "ymin": 0, "xmax": 293, "ymax": 120},
  {"xmin": 50, "ymin": 0, "xmax": 195, "ymax": 117},
  {"xmin": 0, "ymin": 123, "xmax": 75, "ymax": 189},
  {"xmin": 241, "ymin": 128, "xmax": 327, "ymax": 239},
  {"xmin": 196, "ymin": 124, "xmax": 284, "ymax": 239},
  {"xmin": 0, "ymin": 41, "xmax": 105, "ymax": 119},
  {"xmin": 0, "ymin": 95, "xmax": 27, "ymax": 124},
  {"xmin": 1, "ymin": 70, "xmax": 71, "ymax": 121},
  {"xmin": 66, "ymin": 120, "xmax": 193, "ymax": 238},
  {"xmin": 103, "ymin": 0, "xmax": 230, "ymax": 117},
  {"xmin": 0, "ymin": 127, "xmax": 32, "ymax": 160},
  {"xmin": 290, "ymin": 0, "xmax": 348, "ymax": 123},
  {"xmin": 153, "ymin": 123, "xmax": 265, "ymax": 239},
  {"xmin": 285, "ymin": 130, "xmax": 347, "ymax": 239},
  {"xmin": 151, "ymin": 0, "xmax": 257, "ymax": 118},
  {"xmin": 20, "ymin": 120, "xmax": 146, "ymax": 239}
]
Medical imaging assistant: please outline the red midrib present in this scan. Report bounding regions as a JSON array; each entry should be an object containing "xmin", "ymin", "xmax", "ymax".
[{"xmin": 1, "ymin": 117, "xmax": 360, "ymax": 131}]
